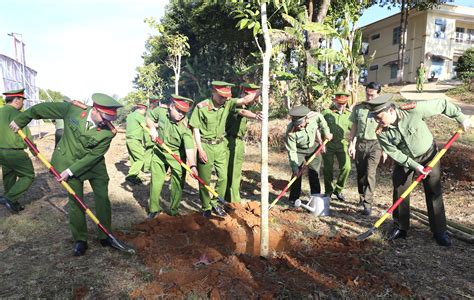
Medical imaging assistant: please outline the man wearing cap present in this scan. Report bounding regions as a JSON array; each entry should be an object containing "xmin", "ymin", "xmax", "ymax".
[
  {"xmin": 225, "ymin": 83, "xmax": 263, "ymax": 203},
  {"xmin": 348, "ymin": 82, "xmax": 387, "ymax": 216},
  {"xmin": 125, "ymin": 103, "xmax": 149, "ymax": 184},
  {"xmin": 321, "ymin": 91, "xmax": 353, "ymax": 201},
  {"xmin": 0, "ymin": 88, "xmax": 35, "ymax": 213},
  {"xmin": 416, "ymin": 62, "xmax": 426, "ymax": 93},
  {"xmin": 146, "ymin": 94, "xmax": 197, "ymax": 218},
  {"xmin": 10, "ymin": 93, "xmax": 123, "ymax": 256},
  {"xmin": 366, "ymin": 94, "xmax": 471, "ymax": 246},
  {"xmin": 189, "ymin": 81, "xmax": 260, "ymax": 217},
  {"xmin": 285, "ymin": 105, "xmax": 332, "ymax": 204}
]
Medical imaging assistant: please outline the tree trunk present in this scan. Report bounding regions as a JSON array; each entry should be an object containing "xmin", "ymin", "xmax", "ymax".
[
  {"xmin": 260, "ymin": 1, "xmax": 271, "ymax": 258},
  {"xmin": 397, "ymin": 0, "xmax": 409, "ymax": 83}
]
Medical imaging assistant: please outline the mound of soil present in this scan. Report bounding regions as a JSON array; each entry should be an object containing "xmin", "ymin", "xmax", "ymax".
[{"xmin": 121, "ymin": 202, "xmax": 412, "ymax": 298}]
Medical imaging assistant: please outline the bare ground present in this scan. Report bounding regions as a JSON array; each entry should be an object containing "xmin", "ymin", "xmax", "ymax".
[{"xmin": 0, "ymin": 121, "xmax": 473, "ymax": 298}]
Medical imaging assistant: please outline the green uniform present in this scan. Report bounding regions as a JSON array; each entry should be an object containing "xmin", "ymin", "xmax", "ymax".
[
  {"xmin": 125, "ymin": 110, "xmax": 147, "ymax": 178},
  {"xmin": 350, "ymin": 103, "xmax": 383, "ymax": 209},
  {"xmin": 376, "ymin": 98, "xmax": 466, "ymax": 234},
  {"xmin": 416, "ymin": 66, "xmax": 425, "ymax": 92},
  {"xmin": 54, "ymin": 119, "xmax": 64, "ymax": 148},
  {"xmin": 148, "ymin": 107, "xmax": 194, "ymax": 215},
  {"xmin": 322, "ymin": 105, "xmax": 352, "ymax": 195},
  {"xmin": 14, "ymin": 102, "xmax": 117, "ymax": 241},
  {"xmin": 225, "ymin": 108, "xmax": 250, "ymax": 203},
  {"xmin": 189, "ymin": 98, "xmax": 237, "ymax": 211},
  {"xmin": 0, "ymin": 105, "xmax": 35, "ymax": 203},
  {"xmin": 285, "ymin": 113, "xmax": 331, "ymax": 201}
]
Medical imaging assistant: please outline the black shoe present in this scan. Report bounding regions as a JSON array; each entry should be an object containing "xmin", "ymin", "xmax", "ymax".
[
  {"xmin": 362, "ymin": 206, "xmax": 372, "ymax": 216},
  {"xmin": 147, "ymin": 211, "xmax": 159, "ymax": 220},
  {"xmin": 0, "ymin": 196, "xmax": 23, "ymax": 213},
  {"xmin": 386, "ymin": 228, "xmax": 407, "ymax": 241},
  {"xmin": 211, "ymin": 204, "xmax": 226, "ymax": 217},
  {"xmin": 434, "ymin": 232, "xmax": 452, "ymax": 247},
  {"xmin": 201, "ymin": 210, "xmax": 212, "ymax": 218},
  {"xmin": 73, "ymin": 240, "xmax": 88, "ymax": 256},
  {"xmin": 333, "ymin": 192, "xmax": 346, "ymax": 202}
]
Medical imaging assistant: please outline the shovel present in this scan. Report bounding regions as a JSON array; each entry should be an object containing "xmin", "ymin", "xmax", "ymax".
[
  {"xmin": 17, "ymin": 129, "xmax": 135, "ymax": 254},
  {"xmin": 357, "ymin": 129, "xmax": 462, "ymax": 241},
  {"xmin": 269, "ymin": 139, "xmax": 328, "ymax": 209},
  {"xmin": 141, "ymin": 124, "xmax": 229, "ymax": 212}
]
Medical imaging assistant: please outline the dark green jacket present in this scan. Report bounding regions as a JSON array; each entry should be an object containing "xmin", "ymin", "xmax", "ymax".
[{"xmin": 0, "ymin": 105, "xmax": 32, "ymax": 148}]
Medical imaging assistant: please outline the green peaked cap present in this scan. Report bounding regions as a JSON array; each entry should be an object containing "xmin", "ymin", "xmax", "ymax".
[
  {"xmin": 211, "ymin": 81, "xmax": 235, "ymax": 87},
  {"xmin": 3, "ymin": 88, "xmax": 26, "ymax": 98},
  {"xmin": 171, "ymin": 94, "xmax": 193, "ymax": 103},
  {"xmin": 289, "ymin": 105, "xmax": 310, "ymax": 117},
  {"xmin": 240, "ymin": 83, "xmax": 259, "ymax": 89},
  {"xmin": 91, "ymin": 93, "xmax": 123, "ymax": 108},
  {"xmin": 334, "ymin": 91, "xmax": 350, "ymax": 96},
  {"xmin": 365, "ymin": 94, "xmax": 394, "ymax": 113}
]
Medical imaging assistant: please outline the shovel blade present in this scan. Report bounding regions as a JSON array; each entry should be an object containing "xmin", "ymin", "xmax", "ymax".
[
  {"xmin": 110, "ymin": 236, "xmax": 136, "ymax": 255},
  {"xmin": 356, "ymin": 227, "xmax": 376, "ymax": 241}
]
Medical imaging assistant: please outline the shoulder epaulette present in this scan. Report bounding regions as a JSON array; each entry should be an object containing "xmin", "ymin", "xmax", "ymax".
[
  {"xmin": 71, "ymin": 100, "xmax": 88, "ymax": 110},
  {"xmin": 400, "ymin": 102, "xmax": 416, "ymax": 110},
  {"xmin": 197, "ymin": 100, "xmax": 209, "ymax": 109},
  {"xmin": 105, "ymin": 121, "xmax": 118, "ymax": 136}
]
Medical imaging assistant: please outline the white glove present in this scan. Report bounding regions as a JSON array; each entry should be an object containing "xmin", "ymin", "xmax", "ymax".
[
  {"xmin": 461, "ymin": 118, "xmax": 472, "ymax": 133},
  {"xmin": 9, "ymin": 121, "xmax": 20, "ymax": 132},
  {"xmin": 150, "ymin": 127, "xmax": 158, "ymax": 141}
]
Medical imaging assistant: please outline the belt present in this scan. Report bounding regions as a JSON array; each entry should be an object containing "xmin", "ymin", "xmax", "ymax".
[
  {"xmin": 202, "ymin": 136, "xmax": 225, "ymax": 145},
  {"xmin": 0, "ymin": 148, "xmax": 24, "ymax": 150}
]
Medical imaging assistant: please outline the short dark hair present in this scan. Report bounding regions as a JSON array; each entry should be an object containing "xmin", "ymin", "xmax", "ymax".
[
  {"xmin": 366, "ymin": 82, "xmax": 381, "ymax": 94},
  {"xmin": 5, "ymin": 96, "xmax": 16, "ymax": 103}
]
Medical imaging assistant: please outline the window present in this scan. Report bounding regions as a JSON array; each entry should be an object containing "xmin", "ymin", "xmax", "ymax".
[
  {"xmin": 371, "ymin": 33, "xmax": 380, "ymax": 40},
  {"xmin": 392, "ymin": 27, "xmax": 401, "ymax": 45},
  {"xmin": 390, "ymin": 64, "xmax": 397, "ymax": 79},
  {"xmin": 369, "ymin": 65, "xmax": 379, "ymax": 71},
  {"xmin": 456, "ymin": 27, "xmax": 465, "ymax": 43},
  {"xmin": 434, "ymin": 19, "xmax": 446, "ymax": 39},
  {"xmin": 468, "ymin": 29, "xmax": 474, "ymax": 44},
  {"xmin": 360, "ymin": 42, "xmax": 369, "ymax": 55}
]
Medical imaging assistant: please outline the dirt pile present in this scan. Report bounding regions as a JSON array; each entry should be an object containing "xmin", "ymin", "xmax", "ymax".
[{"xmin": 121, "ymin": 202, "xmax": 412, "ymax": 298}]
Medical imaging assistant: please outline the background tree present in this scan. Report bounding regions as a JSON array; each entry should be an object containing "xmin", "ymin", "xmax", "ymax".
[
  {"xmin": 39, "ymin": 88, "xmax": 64, "ymax": 102},
  {"xmin": 455, "ymin": 47, "xmax": 474, "ymax": 85}
]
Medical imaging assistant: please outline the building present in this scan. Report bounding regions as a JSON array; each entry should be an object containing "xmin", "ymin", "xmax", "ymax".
[{"xmin": 360, "ymin": 4, "xmax": 474, "ymax": 85}]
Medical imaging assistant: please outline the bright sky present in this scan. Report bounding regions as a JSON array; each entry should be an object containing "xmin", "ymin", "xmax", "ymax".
[
  {"xmin": 1, "ymin": 0, "xmax": 473, "ymax": 101},
  {"xmin": 0, "ymin": 0, "xmax": 167, "ymax": 101}
]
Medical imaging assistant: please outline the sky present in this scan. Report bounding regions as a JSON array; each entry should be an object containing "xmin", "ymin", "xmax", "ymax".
[
  {"xmin": 1, "ymin": 0, "xmax": 473, "ymax": 101},
  {"xmin": 0, "ymin": 0, "xmax": 167, "ymax": 101}
]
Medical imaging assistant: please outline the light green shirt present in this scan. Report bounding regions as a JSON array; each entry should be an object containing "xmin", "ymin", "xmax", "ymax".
[
  {"xmin": 189, "ymin": 98, "xmax": 237, "ymax": 140},
  {"xmin": 148, "ymin": 107, "xmax": 193, "ymax": 153},
  {"xmin": 377, "ymin": 98, "xmax": 466, "ymax": 170},
  {"xmin": 285, "ymin": 112, "xmax": 330, "ymax": 171},
  {"xmin": 125, "ymin": 110, "xmax": 146, "ymax": 141},
  {"xmin": 322, "ymin": 105, "xmax": 352, "ymax": 146},
  {"xmin": 350, "ymin": 103, "xmax": 379, "ymax": 140}
]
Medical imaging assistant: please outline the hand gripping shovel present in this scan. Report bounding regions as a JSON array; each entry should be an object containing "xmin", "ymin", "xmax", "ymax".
[
  {"xmin": 269, "ymin": 139, "xmax": 329, "ymax": 209},
  {"xmin": 357, "ymin": 129, "xmax": 462, "ymax": 241},
  {"xmin": 141, "ymin": 124, "xmax": 229, "ymax": 212},
  {"xmin": 17, "ymin": 129, "xmax": 135, "ymax": 254}
]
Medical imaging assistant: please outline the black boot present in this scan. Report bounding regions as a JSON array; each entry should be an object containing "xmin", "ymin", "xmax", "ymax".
[
  {"xmin": 433, "ymin": 232, "xmax": 452, "ymax": 247},
  {"xmin": 0, "ymin": 196, "xmax": 23, "ymax": 213},
  {"xmin": 386, "ymin": 227, "xmax": 407, "ymax": 241},
  {"xmin": 73, "ymin": 241, "xmax": 88, "ymax": 256},
  {"xmin": 333, "ymin": 192, "xmax": 346, "ymax": 202}
]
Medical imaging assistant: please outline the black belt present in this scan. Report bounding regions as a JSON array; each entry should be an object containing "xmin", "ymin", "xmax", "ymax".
[
  {"xmin": 0, "ymin": 148, "xmax": 23, "ymax": 150},
  {"xmin": 202, "ymin": 136, "xmax": 225, "ymax": 145}
]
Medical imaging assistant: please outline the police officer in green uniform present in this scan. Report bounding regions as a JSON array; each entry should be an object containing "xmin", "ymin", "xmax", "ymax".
[
  {"xmin": 0, "ymin": 89, "xmax": 35, "ymax": 213},
  {"xmin": 348, "ymin": 82, "xmax": 387, "ymax": 216},
  {"xmin": 416, "ymin": 62, "xmax": 426, "ymax": 93},
  {"xmin": 146, "ymin": 95, "xmax": 197, "ymax": 218},
  {"xmin": 189, "ymin": 81, "xmax": 260, "ymax": 217},
  {"xmin": 285, "ymin": 106, "xmax": 332, "ymax": 204},
  {"xmin": 322, "ymin": 92, "xmax": 352, "ymax": 201},
  {"xmin": 143, "ymin": 96, "xmax": 163, "ymax": 173},
  {"xmin": 366, "ymin": 94, "xmax": 471, "ymax": 246},
  {"xmin": 225, "ymin": 83, "xmax": 262, "ymax": 203},
  {"xmin": 11, "ymin": 93, "xmax": 123, "ymax": 256},
  {"xmin": 125, "ymin": 103, "xmax": 148, "ymax": 184}
]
